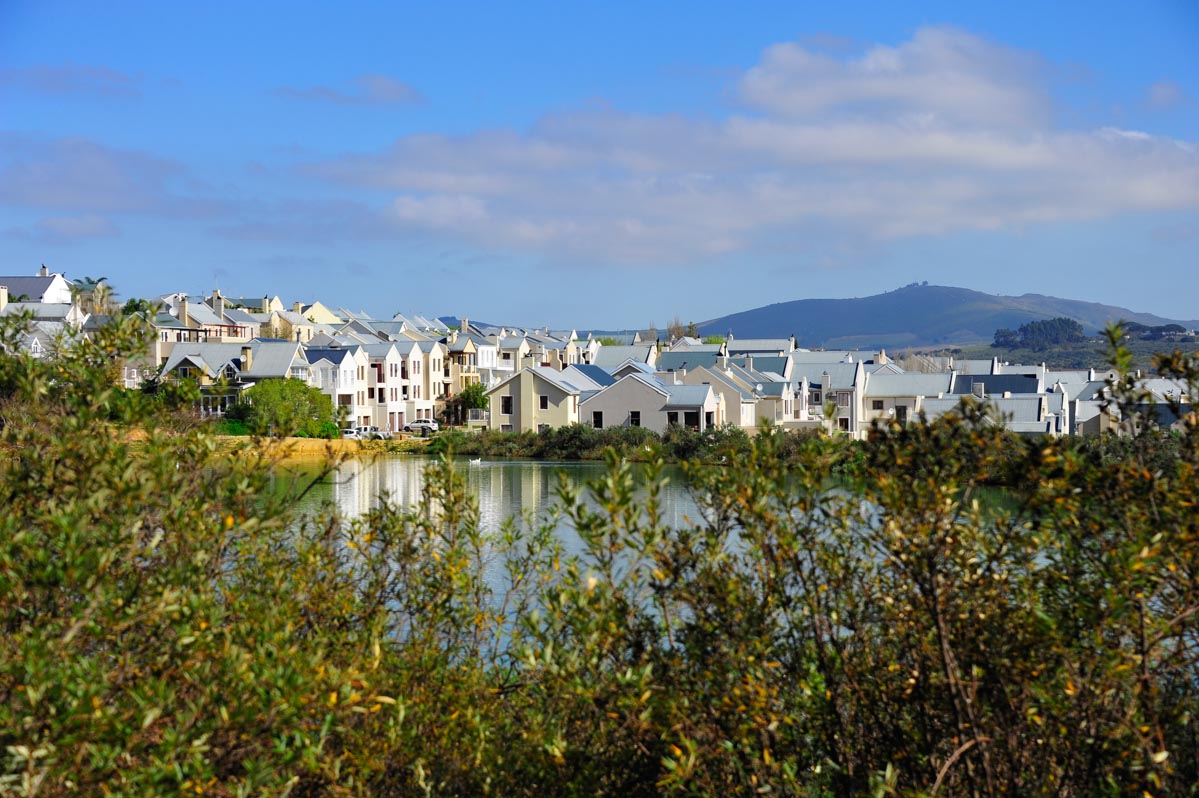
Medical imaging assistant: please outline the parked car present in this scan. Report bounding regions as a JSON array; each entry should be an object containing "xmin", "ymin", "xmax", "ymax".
[
  {"xmin": 356, "ymin": 425, "xmax": 392, "ymax": 440},
  {"xmin": 404, "ymin": 418, "xmax": 439, "ymax": 433},
  {"xmin": 341, "ymin": 428, "xmax": 361, "ymax": 440}
]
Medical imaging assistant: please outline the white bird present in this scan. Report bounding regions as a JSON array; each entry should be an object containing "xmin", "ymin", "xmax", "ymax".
[{"xmin": 469, "ymin": 457, "xmax": 482, "ymax": 465}]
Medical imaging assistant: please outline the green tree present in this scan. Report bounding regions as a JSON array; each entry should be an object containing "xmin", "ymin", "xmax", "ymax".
[{"xmin": 229, "ymin": 377, "xmax": 337, "ymax": 437}]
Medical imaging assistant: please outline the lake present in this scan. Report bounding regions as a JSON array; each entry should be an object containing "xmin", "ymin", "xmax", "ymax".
[{"xmin": 284, "ymin": 455, "xmax": 706, "ymax": 541}]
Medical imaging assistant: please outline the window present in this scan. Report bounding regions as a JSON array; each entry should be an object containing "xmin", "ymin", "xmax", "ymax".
[
  {"xmin": 837, "ymin": 392, "xmax": 850, "ymax": 407},
  {"xmin": 809, "ymin": 391, "xmax": 821, "ymax": 405},
  {"xmin": 501, "ymin": 396, "xmax": 513, "ymax": 415},
  {"xmin": 838, "ymin": 417, "xmax": 850, "ymax": 431},
  {"xmin": 539, "ymin": 395, "xmax": 549, "ymax": 411},
  {"xmin": 538, "ymin": 423, "xmax": 549, "ymax": 433},
  {"xmin": 667, "ymin": 411, "xmax": 678, "ymax": 426},
  {"xmin": 592, "ymin": 411, "xmax": 603, "ymax": 429},
  {"xmin": 629, "ymin": 410, "xmax": 640, "ymax": 427},
  {"xmin": 501, "ymin": 424, "xmax": 512, "ymax": 432},
  {"xmin": 368, "ymin": 387, "xmax": 375, "ymax": 399},
  {"xmin": 872, "ymin": 400, "xmax": 884, "ymax": 411}
]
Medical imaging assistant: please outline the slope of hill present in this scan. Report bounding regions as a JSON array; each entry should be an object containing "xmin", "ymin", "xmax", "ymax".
[{"xmin": 696, "ymin": 285, "xmax": 1199, "ymax": 349}]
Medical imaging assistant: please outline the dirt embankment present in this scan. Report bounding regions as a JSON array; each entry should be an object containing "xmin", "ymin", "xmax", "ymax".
[{"xmin": 214, "ymin": 435, "xmax": 432, "ymax": 461}]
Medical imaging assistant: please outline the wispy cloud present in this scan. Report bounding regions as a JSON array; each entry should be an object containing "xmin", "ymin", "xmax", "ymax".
[
  {"xmin": 0, "ymin": 133, "xmax": 224, "ymax": 218},
  {"xmin": 276, "ymin": 73, "xmax": 423, "ymax": 106},
  {"xmin": 1146, "ymin": 80, "xmax": 1186, "ymax": 110},
  {"xmin": 0, "ymin": 63, "xmax": 141, "ymax": 97},
  {"xmin": 296, "ymin": 27, "xmax": 1199, "ymax": 264},
  {"xmin": 7, "ymin": 213, "xmax": 121, "ymax": 244}
]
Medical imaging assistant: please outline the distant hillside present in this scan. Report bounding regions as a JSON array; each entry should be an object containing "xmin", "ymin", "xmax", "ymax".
[{"xmin": 696, "ymin": 285, "xmax": 1199, "ymax": 349}]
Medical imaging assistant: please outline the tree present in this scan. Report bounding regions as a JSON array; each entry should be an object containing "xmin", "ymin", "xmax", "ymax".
[
  {"xmin": 228, "ymin": 378, "xmax": 337, "ymax": 437},
  {"xmin": 444, "ymin": 381, "xmax": 488, "ymax": 426},
  {"xmin": 667, "ymin": 316, "xmax": 686, "ymax": 342},
  {"xmin": 992, "ymin": 327, "xmax": 1018, "ymax": 348}
]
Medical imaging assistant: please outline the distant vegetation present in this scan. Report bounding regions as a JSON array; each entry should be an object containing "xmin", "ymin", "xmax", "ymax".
[{"xmin": 991, "ymin": 316, "xmax": 1085, "ymax": 349}]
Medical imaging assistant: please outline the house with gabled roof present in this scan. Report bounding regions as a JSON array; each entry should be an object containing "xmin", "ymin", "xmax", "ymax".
[
  {"xmin": 0, "ymin": 265, "xmax": 74, "ymax": 304},
  {"xmin": 304, "ymin": 344, "xmax": 371, "ymax": 427},
  {"xmin": 679, "ymin": 365, "xmax": 758, "ymax": 428},
  {"xmin": 861, "ymin": 371, "xmax": 956, "ymax": 427},
  {"xmin": 486, "ymin": 366, "xmax": 583, "ymax": 432},
  {"xmin": 580, "ymin": 372, "xmax": 721, "ymax": 433},
  {"xmin": 158, "ymin": 340, "xmax": 308, "ymax": 417}
]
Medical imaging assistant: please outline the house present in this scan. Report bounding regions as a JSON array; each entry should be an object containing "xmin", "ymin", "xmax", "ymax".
[
  {"xmin": 158, "ymin": 340, "xmax": 308, "ymax": 416},
  {"xmin": 486, "ymin": 366, "xmax": 584, "ymax": 432},
  {"xmin": 0, "ymin": 265, "xmax": 75, "ymax": 304},
  {"xmin": 580, "ymin": 373, "xmax": 721, "ymax": 433},
  {"xmin": 679, "ymin": 365, "xmax": 757, "ymax": 428},
  {"xmin": 861, "ymin": 372, "xmax": 956, "ymax": 427},
  {"xmin": 303, "ymin": 345, "xmax": 371, "ymax": 427}
]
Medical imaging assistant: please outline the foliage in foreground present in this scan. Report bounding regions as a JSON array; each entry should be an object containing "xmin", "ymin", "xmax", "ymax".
[{"xmin": 1, "ymin": 313, "xmax": 1197, "ymax": 797}]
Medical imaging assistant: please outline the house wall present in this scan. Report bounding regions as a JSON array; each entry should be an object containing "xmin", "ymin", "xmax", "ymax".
[
  {"xmin": 488, "ymin": 370, "xmax": 578, "ymax": 432},
  {"xmin": 581, "ymin": 378, "xmax": 671, "ymax": 433}
]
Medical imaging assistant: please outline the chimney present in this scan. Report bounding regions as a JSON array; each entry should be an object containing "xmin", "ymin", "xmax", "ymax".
[
  {"xmin": 179, "ymin": 294, "xmax": 190, "ymax": 326},
  {"xmin": 241, "ymin": 345, "xmax": 253, "ymax": 374},
  {"xmin": 460, "ymin": 317, "xmax": 469, "ymax": 335},
  {"xmin": 972, "ymin": 381, "xmax": 985, "ymax": 399},
  {"xmin": 262, "ymin": 295, "xmax": 270, "ymax": 312},
  {"xmin": 39, "ymin": 264, "xmax": 48, "ymax": 277},
  {"xmin": 745, "ymin": 355, "xmax": 754, "ymax": 373},
  {"xmin": 211, "ymin": 288, "xmax": 224, "ymax": 318},
  {"xmin": 293, "ymin": 301, "xmax": 303, "ymax": 313},
  {"xmin": 0, "ymin": 285, "xmax": 7, "ymax": 312},
  {"xmin": 449, "ymin": 329, "xmax": 458, "ymax": 344}
]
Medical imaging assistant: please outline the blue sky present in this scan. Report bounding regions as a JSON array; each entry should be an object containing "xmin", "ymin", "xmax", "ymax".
[{"xmin": 2, "ymin": 1, "xmax": 1197, "ymax": 327}]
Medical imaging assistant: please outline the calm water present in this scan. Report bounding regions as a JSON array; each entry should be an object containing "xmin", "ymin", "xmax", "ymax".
[{"xmin": 283, "ymin": 455, "xmax": 705, "ymax": 541}]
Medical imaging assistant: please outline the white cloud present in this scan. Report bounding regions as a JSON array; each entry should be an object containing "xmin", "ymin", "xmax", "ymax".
[
  {"xmin": 302, "ymin": 25, "xmax": 1199, "ymax": 265},
  {"xmin": 737, "ymin": 27, "xmax": 1050, "ymax": 129}
]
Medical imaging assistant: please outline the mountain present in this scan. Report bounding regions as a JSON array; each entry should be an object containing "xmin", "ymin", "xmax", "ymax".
[{"xmin": 696, "ymin": 285, "xmax": 1199, "ymax": 349}]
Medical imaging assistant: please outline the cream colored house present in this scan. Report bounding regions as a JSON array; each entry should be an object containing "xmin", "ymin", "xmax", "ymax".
[{"xmin": 486, "ymin": 367, "xmax": 582, "ymax": 433}]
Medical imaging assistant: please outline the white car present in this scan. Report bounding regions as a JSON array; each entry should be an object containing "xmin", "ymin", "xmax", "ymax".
[
  {"xmin": 341, "ymin": 428, "xmax": 361, "ymax": 440},
  {"xmin": 404, "ymin": 418, "xmax": 439, "ymax": 433},
  {"xmin": 356, "ymin": 425, "xmax": 392, "ymax": 440}
]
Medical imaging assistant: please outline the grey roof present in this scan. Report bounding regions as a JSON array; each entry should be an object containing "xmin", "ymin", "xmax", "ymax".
[
  {"xmin": 791, "ymin": 350, "xmax": 870, "ymax": 365},
  {"xmin": 0, "ymin": 302, "xmax": 73, "ymax": 321},
  {"xmin": 656, "ymin": 351, "xmax": 719, "ymax": 371},
  {"xmin": 152, "ymin": 311, "xmax": 189, "ymax": 330},
  {"xmin": 663, "ymin": 383, "xmax": 715, "ymax": 407},
  {"xmin": 865, "ymin": 372, "xmax": 954, "ymax": 398},
  {"xmin": 224, "ymin": 308, "xmax": 261, "ymax": 326},
  {"xmin": 593, "ymin": 345, "xmax": 654, "ymax": 368},
  {"xmin": 740, "ymin": 355, "xmax": 789, "ymax": 375},
  {"xmin": 161, "ymin": 341, "xmax": 302, "ymax": 379},
  {"xmin": 556, "ymin": 365, "xmax": 610, "ymax": 392},
  {"xmin": 563, "ymin": 364, "xmax": 616, "ymax": 388},
  {"xmin": 951, "ymin": 374, "xmax": 1041, "ymax": 396},
  {"xmin": 303, "ymin": 346, "xmax": 356, "ymax": 366},
  {"xmin": 608, "ymin": 359, "xmax": 657, "ymax": 377},
  {"xmin": 181, "ymin": 302, "xmax": 224, "ymax": 326},
  {"xmin": 489, "ymin": 366, "xmax": 584, "ymax": 396},
  {"xmin": 0, "ymin": 276, "xmax": 59, "ymax": 303},
  {"xmin": 367, "ymin": 321, "xmax": 411, "ymax": 340},
  {"xmin": 726, "ymin": 338, "xmax": 793, "ymax": 355},
  {"xmin": 801, "ymin": 362, "xmax": 859, "ymax": 390}
]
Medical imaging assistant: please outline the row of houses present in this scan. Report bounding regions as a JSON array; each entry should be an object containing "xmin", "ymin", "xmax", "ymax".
[{"xmin": 1, "ymin": 267, "xmax": 1191, "ymax": 437}]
